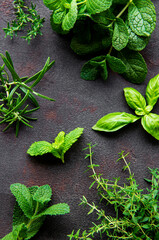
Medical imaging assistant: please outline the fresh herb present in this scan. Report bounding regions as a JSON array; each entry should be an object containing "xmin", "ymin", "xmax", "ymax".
[
  {"xmin": 92, "ymin": 74, "xmax": 159, "ymax": 140},
  {"xmin": 2, "ymin": 183, "xmax": 70, "ymax": 240},
  {"xmin": 27, "ymin": 127, "xmax": 84, "ymax": 163},
  {"xmin": 0, "ymin": 51, "xmax": 55, "ymax": 136},
  {"xmin": 68, "ymin": 144, "xmax": 159, "ymax": 239},
  {"xmin": 3, "ymin": 0, "xmax": 45, "ymax": 43},
  {"xmin": 43, "ymin": 0, "xmax": 156, "ymax": 84}
]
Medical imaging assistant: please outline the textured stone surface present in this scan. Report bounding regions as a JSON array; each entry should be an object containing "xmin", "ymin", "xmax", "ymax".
[{"xmin": 0, "ymin": 1, "xmax": 159, "ymax": 239}]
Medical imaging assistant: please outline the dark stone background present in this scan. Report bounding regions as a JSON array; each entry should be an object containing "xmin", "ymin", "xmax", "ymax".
[{"xmin": 0, "ymin": 1, "xmax": 159, "ymax": 239}]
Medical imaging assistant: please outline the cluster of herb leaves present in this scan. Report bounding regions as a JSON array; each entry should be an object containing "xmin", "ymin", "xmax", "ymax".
[
  {"xmin": 3, "ymin": 0, "xmax": 45, "ymax": 43},
  {"xmin": 93, "ymin": 73, "xmax": 159, "ymax": 140},
  {"xmin": 68, "ymin": 144, "xmax": 159, "ymax": 240},
  {"xmin": 2, "ymin": 183, "xmax": 70, "ymax": 240},
  {"xmin": 0, "ymin": 51, "xmax": 55, "ymax": 137},
  {"xmin": 27, "ymin": 127, "xmax": 84, "ymax": 163},
  {"xmin": 43, "ymin": 0, "xmax": 156, "ymax": 84}
]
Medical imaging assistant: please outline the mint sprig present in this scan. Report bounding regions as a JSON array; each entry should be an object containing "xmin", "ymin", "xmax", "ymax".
[
  {"xmin": 44, "ymin": 0, "xmax": 156, "ymax": 84},
  {"xmin": 2, "ymin": 183, "xmax": 70, "ymax": 240},
  {"xmin": 27, "ymin": 127, "xmax": 84, "ymax": 163},
  {"xmin": 92, "ymin": 74, "xmax": 159, "ymax": 140}
]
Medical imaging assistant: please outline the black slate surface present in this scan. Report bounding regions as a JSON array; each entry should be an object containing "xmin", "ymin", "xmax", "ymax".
[{"xmin": 0, "ymin": 1, "xmax": 159, "ymax": 239}]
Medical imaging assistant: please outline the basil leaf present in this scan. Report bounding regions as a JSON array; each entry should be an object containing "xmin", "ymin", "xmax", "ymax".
[
  {"xmin": 112, "ymin": 18, "xmax": 129, "ymax": 51},
  {"xmin": 92, "ymin": 112, "xmax": 140, "ymax": 132},
  {"xmin": 128, "ymin": 0, "xmax": 156, "ymax": 37},
  {"xmin": 81, "ymin": 56, "xmax": 108, "ymax": 81},
  {"xmin": 86, "ymin": 0, "xmax": 113, "ymax": 14},
  {"xmin": 62, "ymin": 0, "xmax": 78, "ymax": 31},
  {"xmin": 126, "ymin": 21, "xmax": 149, "ymax": 51},
  {"xmin": 106, "ymin": 54, "xmax": 126, "ymax": 74},
  {"xmin": 141, "ymin": 113, "xmax": 159, "ymax": 140},
  {"xmin": 146, "ymin": 74, "xmax": 159, "ymax": 108},
  {"xmin": 124, "ymin": 87, "xmax": 146, "ymax": 113},
  {"xmin": 118, "ymin": 49, "xmax": 147, "ymax": 84}
]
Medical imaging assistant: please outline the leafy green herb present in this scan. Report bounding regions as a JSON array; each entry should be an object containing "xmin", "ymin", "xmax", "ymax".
[
  {"xmin": 27, "ymin": 127, "xmax": 84, "ymax": 163},
  {"xmin": 92, "ymin": 74, "xmax": 159, "ymax": 140},
  {"xmin": 43, "ymin": 0, "xmax": 156, "ymax": 84},
  {"xmin": 3, "ymin": 0, "xmax": 45, "ymax": 43},
  {"xmin": 68, "ymin": 144, "xmax": 159, "ymax": 239},
  {"xmin": 0, "ymin": 51, "xmax": 55, "ymax": 136},
  {"xmin": 2, "ymin": 183, "xmax": 70, "ymax": 240}
]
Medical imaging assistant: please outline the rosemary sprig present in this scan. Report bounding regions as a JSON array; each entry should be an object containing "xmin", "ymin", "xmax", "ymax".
[{"xmin": 0, "ymin": 51, "xmax": 55, "ymax": 136}]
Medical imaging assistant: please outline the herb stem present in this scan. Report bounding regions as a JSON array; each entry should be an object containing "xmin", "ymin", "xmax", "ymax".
[{"xmin": 26, "ymin": 202, "xmax": 39, "ymax": 229}]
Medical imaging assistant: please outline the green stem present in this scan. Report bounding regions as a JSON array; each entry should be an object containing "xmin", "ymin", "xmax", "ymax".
[{"xmin": 26, "ymin": 202, "xmax": 39, "ymax": 229}]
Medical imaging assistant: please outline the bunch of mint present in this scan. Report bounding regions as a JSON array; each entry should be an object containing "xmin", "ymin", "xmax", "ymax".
[
  {"xmin": 2, "ymin": 183, "xmax": 70, "ymax": 240},
  {"xmin": 43, "ymin": 0, "xmax": 156, "ymax": 84}
]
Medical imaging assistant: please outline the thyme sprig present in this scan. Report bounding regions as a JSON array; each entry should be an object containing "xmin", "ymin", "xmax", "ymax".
[
  {"xmin": 0, "ymin": 51, "xmax": 55, "ymax": 136},
  {"xmin": 3, "ymin": 0, "xmax": 45, "ymax": 43},
  {"xmin": 68, "ymin": 144, "xmax": 159, "ymax": 239}
]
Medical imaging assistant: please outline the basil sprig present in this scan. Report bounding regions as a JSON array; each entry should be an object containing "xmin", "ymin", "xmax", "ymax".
[{"xmin": 92, "ymin": 74, "xmax": 159, "ymax": 140}]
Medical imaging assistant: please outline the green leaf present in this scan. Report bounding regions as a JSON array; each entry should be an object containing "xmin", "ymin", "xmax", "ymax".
[
  {"xmin": 13, "ymin": 193, "xmax": 46, "ymax": 240},
  {"xmin": 27, "ymin": 141, "xmax": 53, "ymax": 156},
  {"xmin": 81, "ymin": 56, "xmax": 108, "ymax": 81},
  {"xmin": 112, "ymin": 18, "xmax": 129, "ymax": 51},
  {"xmin": 124, "ymin": 87, "xmax": 146, "ymax": 114},
  {"xmin": 126, "ymin": 21, "xmax": 149, "ymax": 51},
  {"xmin": 146, "ymin": 74, "xmax": 159, "ymax": 108},
  {"xmin": 106, "ymin": 54, "xmax": 126, "ymax": 74},
  {"xmin": 33, "ymin": 185, "xmax": 52, "ymax": 204},
  {"xmin": 10, "ymin": 183, "xmax": 33, "ymax": 218},
  {"xmin": 50, "ymin": 13, "xmax": 69, "ymax": 34},
  {"xmin": 91, "ymin": 10, "xmax": 115, "ymax": 26},
  {"xmin": 12, "ymin": 224, "xmax": 27, "ymax": 239},
  {"xmin": 52, "ymin": 131, "xmax": 65, "ymax": 160},
  {"xmin": 53, "ymin": 7, "xmax": 66, "ymax": 24},
  {"xmin": 63, "ymin": 127, "xmax": 84, "ymax": 154},
  {"xmin": 62, "ymin": 0, "xmax": 77, "ymax": 31},
  {"xmin": 128, "ymin": 0, "xmax": 156, "ymax": 37},
  {"xmin": 118, "ymin": 49, "xmax": 147, "ymax": 84},
  {"xmin": 1, "ymin": 232, "xmax": 15, "ymax": 240},
  {"xmin": 43, "ymin": 0, "xmax": 60, "ymax": 10},
  {"xmin": 86, "ymin": 0, "xmax": 113, "ymax": 14},
  {"xmin": 36, "ymin": 203, "xmax": 70, "ymax": 218},
  {"xmin": 141, "ymin": 113, "xmax": 159, "ymax": 140},
  {"xmin": 92, "ymin": 112, "xmax": 140, "ymax": 132}
]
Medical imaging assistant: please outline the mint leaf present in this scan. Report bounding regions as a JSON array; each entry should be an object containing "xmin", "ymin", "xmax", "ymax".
[
  {"xmin": 124, "ymin": 88, "xmax": 146, "ymax": 114},
  {"xmin": 50, "ymin": 13, "xmax": 69, "ymax": 34},
  {"xmin": 27, "ymin": 141, "xmax": 53, "ymax": 156},
  {"xmin": 53, "ymin": 8, "xmax": 66, "ymax": 24},
  {"xmin": 36, "ymin": 203, "xmax": 70, "ymax": 218},
  {"xmin": 146, "ymin": 74, "xmax": 159, "ymax": 108},
  {"xmin": 128, "ymin": 0, "xmax": 156, "ymax": 37},
  {"xmin": 126, "ymin": 21, "xmax": 149, "ymax": 51},
  {"xmin": 86, "ymin": 0, "xmax": 113, "ymax": 14},
  {"xmin": 52, "ymin": 131, "xmax": 65, "ymax": 160},
  {"xmin": 1, "ymin": 232, "xmax": 14, "ymax": 240},
  {"xmin": 63, "ymin": 127, "xmax": 84, "ymax": 154},
  {"xmin": 112, "ymin": 18, "xmax": 129, "ymax": 51},
  {"xmin": 43, "ymin": 0, "xmax": 60, "ymax": 10},
  {"xmin": 92, "ymin": 112, "xmax": 140, "ymax": 132},
  {"xmin": 10, "ymin": 183, "xmax": 33, "ymax": 218},
  {"xmin": 118, "ymin": 49, "xmax": 147, "ymax": 84},
  {"xmin": 62, "ymin": 0, "xmax": 77, "ymax": 31},
  {"xmin": 141, "ymin": 114, "xmax": 159, "ymax": 140},
  {"xmin": 12, "ymin": 224, "xmax": 27, "ymax": 239},
  {"xmin": 33, "ymin": 185, "xmax": 52, "ymax": 204},
  {"xmin": 106, "ymin": 54, "xmax": 126, "ymax": 74},
  {"xmin": 81, "ymin": 56, "xmax": 108, "ymax": 81}
]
